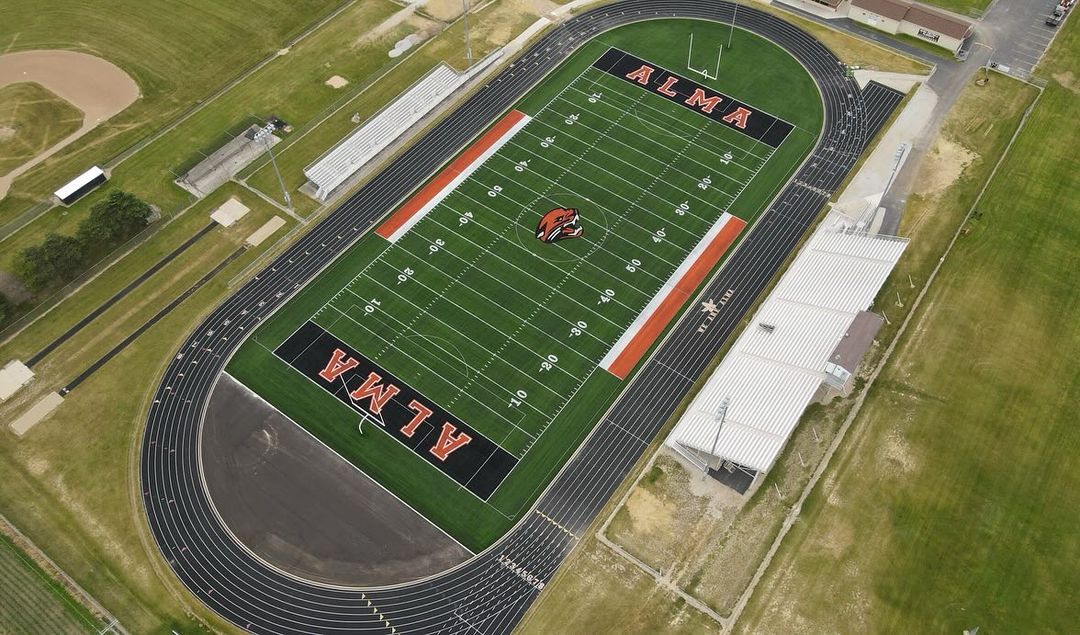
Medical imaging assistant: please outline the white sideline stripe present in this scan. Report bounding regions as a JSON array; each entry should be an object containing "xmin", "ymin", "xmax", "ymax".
[
  {"xmin": 600, "ymin": 212, "xmax": 735, "ymax": 371},
  {"xmin": 386, "ymin": 114, "xmax": 533, "ymax": 243}
]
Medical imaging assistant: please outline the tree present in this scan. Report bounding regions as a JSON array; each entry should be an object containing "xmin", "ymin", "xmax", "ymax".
[
  {"xmin": 13, "ymin": 233, "xmax": 86, "ymax": 291},
  {"xmin": 0, "ymin": 292, "xmax": 12, "ymax": 326},
  {"xmin": 76, "ymin": 190, "xmax": 152, "ymax": 249}
]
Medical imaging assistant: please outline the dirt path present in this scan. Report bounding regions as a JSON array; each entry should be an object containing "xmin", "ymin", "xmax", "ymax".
[{"xmin": 0, "ymin": 50, "xmax": 139, "ymax": 199}]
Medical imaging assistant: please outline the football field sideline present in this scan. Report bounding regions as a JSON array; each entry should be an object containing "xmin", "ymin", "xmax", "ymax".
[{"xmin": 288, "ymin": 59, "xmax": 779, "ymax": 468}]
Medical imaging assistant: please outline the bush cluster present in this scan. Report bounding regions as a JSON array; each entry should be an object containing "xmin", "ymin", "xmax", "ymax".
[{"xmin": 14, "ymin": 191, "xmax": 152, "ymax": 292}]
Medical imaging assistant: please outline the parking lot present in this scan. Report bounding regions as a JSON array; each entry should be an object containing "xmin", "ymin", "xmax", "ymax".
[{"xmin": 983, "ymin": 0, "xmax": 1069, "ymax": 78}]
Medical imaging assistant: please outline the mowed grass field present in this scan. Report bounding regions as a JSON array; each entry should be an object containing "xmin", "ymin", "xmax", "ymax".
[
  {"xmin": 229, "ymin": 19, "xmax": 823, "ymax": 550},
  {"xmin": 0, "ymin": 534, "xmax": 99, "ymax": 634},
  {"xmin": 739, "ymin": 38, "xmax": 1080, "ymax": 635},
  {"xmin": 0, "ymin": 0, "xmax": 345, "ymax": 223},
  {"xmin": 0, "ymin": 82, "xmax": 83, "ymax": 177}
]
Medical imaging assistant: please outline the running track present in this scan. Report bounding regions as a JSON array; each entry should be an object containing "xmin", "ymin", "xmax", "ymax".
[{"xmin": 141, "ymin": 3, "xmax": 903, "ymax": 633}]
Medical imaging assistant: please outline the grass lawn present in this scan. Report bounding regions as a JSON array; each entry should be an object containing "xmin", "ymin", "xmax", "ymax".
[
  {"xmin": 0, "ymin": 0, "xmax": 401, "ymax": 259},
  {"xmin": 0, "ymin": 83, "xmax": 83, "ymax": 177},
  {"xmin": 0, "ymin": 0, "xmax": 346, "ymax": 223},
  {"xmin": 523, "ymin": 25, "xmax": 1042, "ymax": 635},
  {"xmin": 243, "ymin": 0, "xmax": 543, "ymax": 216},
  {"xmin": 228, "ymin": 17, "xmax": 823, "ymax": 550},
  {"xmin": 0, "ymin": 533, "xmax": 99, "ymax": 634},
  {"xmin": 920, "ymin": 0, "xmax": 992, "ymax": 16},
  {"xmin": 737, "ymin": 40, "xmax": 1077, "ymax": 635},
  {"xmin": 518, "ymin": 531, "xmax": 720, "ymax": 634},
  {"xmin": 0, "ymin": 185, "xmax": 289, "ymax": 634}
]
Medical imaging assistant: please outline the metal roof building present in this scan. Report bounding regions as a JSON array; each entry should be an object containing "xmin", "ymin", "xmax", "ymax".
[{"xmin": 665, "ymin": 213, "xmax": 908, "ymax": 476}]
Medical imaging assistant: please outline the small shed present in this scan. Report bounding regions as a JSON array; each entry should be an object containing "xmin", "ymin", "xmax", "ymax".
[{"xmin": 54, "ymin": 166, "xmax": 107, "ymax": 206}]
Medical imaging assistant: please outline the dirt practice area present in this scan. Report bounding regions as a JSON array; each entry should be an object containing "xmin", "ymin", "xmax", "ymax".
[
  {"xmin": 0, "ymin": 50, "xmax": 139, "ymax": 199},
  {"xmin": 201, "ymin": 374, "xmax": 471, "ymax": 586}
]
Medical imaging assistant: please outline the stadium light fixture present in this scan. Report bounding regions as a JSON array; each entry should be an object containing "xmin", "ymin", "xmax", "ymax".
[{"xmin": 254, "ymin": 123, "xmax": 293, "ymax": 211}]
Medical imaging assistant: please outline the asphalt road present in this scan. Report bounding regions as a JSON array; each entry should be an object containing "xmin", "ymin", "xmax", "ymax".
[{"xmin": 140, "ymin": 2, "xmax": 903, "ymax": 633}]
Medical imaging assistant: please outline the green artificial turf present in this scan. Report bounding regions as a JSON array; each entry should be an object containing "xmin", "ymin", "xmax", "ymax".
[{"xmin": 228, "ymin": 19, "xmax": 824, "ymax": 551}]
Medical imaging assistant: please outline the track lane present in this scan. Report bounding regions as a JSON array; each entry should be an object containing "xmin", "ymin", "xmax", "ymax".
[{"xmin": 140, "ymin": 3, "xmax": 904, "ymax": 633}]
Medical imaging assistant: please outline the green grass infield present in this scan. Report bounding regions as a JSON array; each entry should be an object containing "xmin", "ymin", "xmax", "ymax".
[{"xmin": 228, "ymin": 19, "xmax": 824, "ymax": 551}]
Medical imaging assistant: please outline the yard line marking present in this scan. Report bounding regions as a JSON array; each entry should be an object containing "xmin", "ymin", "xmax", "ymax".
[
  {"xmin": 343, "ymin": 274, "xmax": 583, "ymax": 385},
  {"xmin": 513, "ymin": 123, "xmax": 747, "ymax": 214},
  {"xmin": 320, "ymin": 303, "xmax": 547, "ymax": 435},
  {"xmin": 564, "ymin": 69, "xmax": 776, "ymax": 162},
  {"xmin": 457, "ymin": 184, "xmax": 681, "ymax": 282},
  {"xmin": 507, "ymin": 126, "xmax": 751, "ymax": 224},
  {"xmin": 361, "ymin": 253, "xmax": 601, "ymax": 368},
  {"xmin": 411, "ymin": 215, "xmax": 629, "ymax": 338},
  {"xmin": 536, "ymin": 105, "xmax": 758, "ymax": 189},
  {"xmin": 481, "ymin": 146, "xmax": 716, "ymax": 246},
  {"xmin": 481, "ymin": 150, "xmax": 707, "ymax": 243}
]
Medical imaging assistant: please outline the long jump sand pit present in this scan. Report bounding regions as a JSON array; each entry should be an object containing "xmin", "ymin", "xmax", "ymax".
[{"xmin": 0, "ymin": 49, "xmax": 140, "ymax": 199}]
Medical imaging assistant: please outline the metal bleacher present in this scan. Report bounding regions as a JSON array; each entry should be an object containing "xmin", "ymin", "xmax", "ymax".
[{"xmin": 304, "ymin": 56, "xmax": 497, "ymax": 201}]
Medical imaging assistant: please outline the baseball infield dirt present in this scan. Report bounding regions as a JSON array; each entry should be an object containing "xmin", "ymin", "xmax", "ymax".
[{"xmin": 0, "ymin": 49, "xmax": 139, "ymax": 199}]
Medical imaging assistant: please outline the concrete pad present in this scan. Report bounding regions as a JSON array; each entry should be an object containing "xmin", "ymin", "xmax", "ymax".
[
  {"xmin": 210, "ymin": 197, "xmax": 250, "ymax": 227},
  {"xmin": 854, "ymin": 70, "xmax": 929, "ymax": 92},
  {"xmin": 834, "ymin": 83, "xmax": 937, "ymax": 217},
  {"xmin": 10, "ymin": 392, "xmax": 63, "ymax": 436},
  {"xmin": 245, "ymin": 216, "xmax": 285, "ymax": 247},
  {"xmin": 325, "ymin": 75, "xmax": 349, "ymax": 89},
  {"xmin": 0, "ymin": 360, "xmax": 33, "ymax": 401}
]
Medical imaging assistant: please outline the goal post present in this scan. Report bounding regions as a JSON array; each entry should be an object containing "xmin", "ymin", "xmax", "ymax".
[{"xmin": 687, "ymin": 33, "xmax": 722, "ymax": 81}]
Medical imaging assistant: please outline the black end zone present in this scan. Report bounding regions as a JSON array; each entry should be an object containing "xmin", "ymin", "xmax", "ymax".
[
  {"xmin": 592, "ymin": 47, "xmax": 794, "ymax": 148},
  {"xmin": 275, "ymin": 321, "xmax": 517, "ymax": 500}
]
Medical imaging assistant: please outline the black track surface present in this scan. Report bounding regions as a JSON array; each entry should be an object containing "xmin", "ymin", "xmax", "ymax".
[{"xmin": 140, "ymin": 3, "xmax": 903, "ymax": 633}]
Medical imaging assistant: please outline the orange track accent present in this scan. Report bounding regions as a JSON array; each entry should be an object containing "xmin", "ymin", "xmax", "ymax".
[
  {"xmin": 375, "ymin": 109, "xmax": 528, "ymax": 240},
  {"xmin": 607, "ymin": 216, "xmax": 747, "ymax": 380}
]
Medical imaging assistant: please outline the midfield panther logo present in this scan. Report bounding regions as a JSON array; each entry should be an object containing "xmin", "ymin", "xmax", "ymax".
[{"xmin": 536, "ymin": 207, "xmax": 584, "ymax": 244}]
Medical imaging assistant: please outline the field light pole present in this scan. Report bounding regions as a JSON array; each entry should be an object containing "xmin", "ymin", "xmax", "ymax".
[
  {"xmin": 463, "ymin": 0, "xmax": 473, "ymax": 66},
  {"xmin": 254, "ymin": 123, "xmax": 292, "ymax": 210},
  {"xmin": 707, "ymin": 397, "xmax": 731, "ymax": 473},
  {"xmin": 729, "ymin": 2, "xmax": 738, "ymax": 48}
]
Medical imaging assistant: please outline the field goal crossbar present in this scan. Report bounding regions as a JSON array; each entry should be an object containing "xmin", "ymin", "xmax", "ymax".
[{"xmin": 687, "ymin": 33, "xmax": 722, "ymax": 81}]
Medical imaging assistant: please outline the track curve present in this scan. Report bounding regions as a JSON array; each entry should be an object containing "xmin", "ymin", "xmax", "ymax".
[{"xmin": 141, "ymin": 2, "xmax": 903, "ymax": 633}]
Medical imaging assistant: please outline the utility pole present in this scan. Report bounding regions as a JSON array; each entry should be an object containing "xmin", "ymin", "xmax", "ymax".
[
  {"xmin": 463, "ymin": 0, "xmax": 473, "ymax": 66},
  {"xmin": 254, "ymin": 123, "xmax": 291, "ymax": 211}
]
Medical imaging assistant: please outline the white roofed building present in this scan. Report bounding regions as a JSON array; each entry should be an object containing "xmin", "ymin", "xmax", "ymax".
[{"xmin": 665, "ymin": 214, "xmax": 908, "ymax": 482}]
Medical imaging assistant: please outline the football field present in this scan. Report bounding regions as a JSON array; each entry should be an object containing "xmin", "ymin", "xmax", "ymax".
[{"xmin": 229, "ymin": 23, "xmax": 823, "ymax": 550}]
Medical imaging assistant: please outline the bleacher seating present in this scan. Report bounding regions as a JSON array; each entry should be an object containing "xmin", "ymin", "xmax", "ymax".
[{"xmin": 304, "ymin": 57, "xmax": 497, "ymax": 201}]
